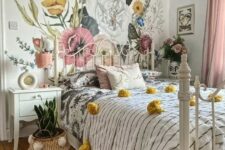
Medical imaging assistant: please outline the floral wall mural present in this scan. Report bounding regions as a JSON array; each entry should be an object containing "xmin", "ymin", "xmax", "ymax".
[
  {"xmin": 86, "ymin": 0, "xmax": 132, "ymax": 44},
  {"xmin": 10, "ymin": 0, "xmax": 166, "ymax": 72}
]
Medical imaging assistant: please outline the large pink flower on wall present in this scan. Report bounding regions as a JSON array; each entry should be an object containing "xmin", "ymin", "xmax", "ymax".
[{"xmin": 59, "ymin": 27, "xmax": 95, "ymax": 67}]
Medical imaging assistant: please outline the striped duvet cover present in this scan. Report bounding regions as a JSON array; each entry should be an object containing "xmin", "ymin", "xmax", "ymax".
[{"xmin": 62, "ymin": 80, "xmax": 225, "ymax": 150}]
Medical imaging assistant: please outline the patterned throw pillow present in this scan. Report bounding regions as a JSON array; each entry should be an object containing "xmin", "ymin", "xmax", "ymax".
[
  {"xmin": 69, "ymin": 70, "xmax": 99, "ymax": 88},
  {"xmin": 141, "ymin": 70, "xmax": 162, "ymax": 81},
  {"xmin": 58, "ymin": 70, "xmax": 99, "ymax": 90}
]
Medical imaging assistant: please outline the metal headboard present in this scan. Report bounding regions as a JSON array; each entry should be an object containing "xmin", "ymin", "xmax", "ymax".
[{"xmin": 53, "ymin": 36, "xmax": 155, "ymax": 85}]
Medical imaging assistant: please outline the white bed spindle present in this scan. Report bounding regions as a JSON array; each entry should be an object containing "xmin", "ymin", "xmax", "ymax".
[
  {"xmin": 151, "ymin": 41, "xmax": 155, "ymax": 71},
  {"xmin": 211, "ymin": 92, "xmax": 216, "ymax": 150},
  {"xmin": 178, "ymin": 54, "xmax": 191, "ymax": 150},
  {"xmin": 194, "ymin": 76, "xmax": 200, "ymax": 150}
]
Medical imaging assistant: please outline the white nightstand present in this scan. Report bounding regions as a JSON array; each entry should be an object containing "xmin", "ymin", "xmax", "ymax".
[{"xmin": 8, "ymin": 87, "xmax": 62, "ymax": 150}]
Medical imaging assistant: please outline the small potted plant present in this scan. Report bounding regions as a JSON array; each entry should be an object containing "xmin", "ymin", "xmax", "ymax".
[
  {"xmin": 33, "ymin": 37, "xmax": 53, "ymax": 68},
  {"xmin": 28, "ymin": 98, "xmax": 69, "ymax": 150}
]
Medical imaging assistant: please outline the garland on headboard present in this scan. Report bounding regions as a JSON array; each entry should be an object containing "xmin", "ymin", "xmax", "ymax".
[{"xmin": 14, "ymin": 0, "xmax": 164, "ymax": 68}]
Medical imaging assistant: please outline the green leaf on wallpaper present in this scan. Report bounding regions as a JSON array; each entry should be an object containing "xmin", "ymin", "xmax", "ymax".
[
  {"xmin": 14, "ymin": 0, "xmax": 35, "ymax": 26},
  {"xmin": 63, "ymin": 2, "xmax": 70, "ymax": 21},
  {"xmin": 79, "ymin": 4, "xmax": 84, "ymax": 24},
  {"xmin": 42, "ymin": 23, "xmax": 64, "ymax": 27},
  {"xmin": 70, "ymin": 0, "xmax": 80, "ymax": 28},
  {"xmin": 46, "ymin": 22, "xmax": 60, "ymax": 38},
  {"xmin": 126, "ymin": 0, "xmax": 132, "ymax": 6},
  {"xmin": 128, "ymin": 24, "xmax": 140, "ymax": 40},
  {"xmin": 43, "ymin": 11, "xmax": 58, "ymax": 19},
  {"xmin": 28, "ymin": 0, "xmax": 39, "ymax": 23}
]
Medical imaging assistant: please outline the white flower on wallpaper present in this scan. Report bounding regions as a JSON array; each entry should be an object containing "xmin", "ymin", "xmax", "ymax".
[
  {"xmin": 141, "ymin": 0, "xmax": 164, "ymax": 37},
  {"xmin": 86, "ymin": 0, "xmax": 132, "ymax": 44}
]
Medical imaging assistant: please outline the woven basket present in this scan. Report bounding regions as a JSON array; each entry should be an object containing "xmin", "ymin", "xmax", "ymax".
[{"xmin": 28, "ymin": 129, "xmax": 70, "ymax": 150}]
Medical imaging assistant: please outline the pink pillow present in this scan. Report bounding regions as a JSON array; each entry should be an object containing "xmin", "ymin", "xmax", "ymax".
[{"xmin": 95, "ymin": 65, "xmax": 120, "ymax": 89}]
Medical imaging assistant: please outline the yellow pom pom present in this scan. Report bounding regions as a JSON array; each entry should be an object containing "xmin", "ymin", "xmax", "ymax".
[
  {"xmin": 189, "ymin": 96, "xmax": 196, "ymax": 106},
  {"xmin": 165, "ymin": 85, "xmax": 176, "ymax": 93},
  {"xmin": 118, "ymin": 89, "xmax": 131, "ymax": 97},
  {"xmin": 147, "ymin": 100, "xmax": 164, "ymax": 115},
  {"xmin": 87, "ymin": 102, "xmax": 99, "ymax": 115},
  {"xmin": 79, "ymin": 140, "xmax": 91, "ymax": 150},
  {"xmin": 146, "ymin": 87, "xmax": 157, "ymax": 94},
  {"xmin": 208, "ymin": 94, "xmax": 223, "ymax": 102}
]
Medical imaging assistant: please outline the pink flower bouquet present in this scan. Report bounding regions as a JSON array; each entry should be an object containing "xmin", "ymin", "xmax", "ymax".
[{"xmin": 162, "ymin": 35, "xmax": 187, "ymax": 62}]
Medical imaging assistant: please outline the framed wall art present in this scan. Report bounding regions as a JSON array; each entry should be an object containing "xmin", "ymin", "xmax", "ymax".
[{"xmin": 177, "ymin": 4, "xmax": 195, "ymax": 35}]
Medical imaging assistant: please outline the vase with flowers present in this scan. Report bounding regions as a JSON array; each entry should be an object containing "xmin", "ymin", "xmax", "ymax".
[
  {"xmin": 162, "ymin": 35, "xmax": 187, "ymax": 78},
  {"xmin": 33, "ymin": 37, "xmax": 53, "ymax": 69}
]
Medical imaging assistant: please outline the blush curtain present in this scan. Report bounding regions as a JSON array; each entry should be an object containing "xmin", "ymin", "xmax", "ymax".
[{"xmin": 201, "ymin": 0, "xmax": 225, "ymax": 87}]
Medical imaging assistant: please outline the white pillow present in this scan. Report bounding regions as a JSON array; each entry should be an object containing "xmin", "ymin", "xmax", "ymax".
[
  {"xmin": 107, "ymin": 69, "xmax": 129, "ymax": 90},
  {"xmin": 107, "ymin": 64, "xmax": 146, "ymax": 90}
]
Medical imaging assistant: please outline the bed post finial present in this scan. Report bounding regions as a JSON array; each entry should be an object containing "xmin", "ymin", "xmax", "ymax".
[{"xmin": 178, "ymin": 54, "xmax": 191, "ymax": 150}]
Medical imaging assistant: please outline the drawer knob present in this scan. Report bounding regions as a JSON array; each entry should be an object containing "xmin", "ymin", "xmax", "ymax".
[{"xmin": 32, "ymin": 95, "xmax": 42, "ymax": 99}]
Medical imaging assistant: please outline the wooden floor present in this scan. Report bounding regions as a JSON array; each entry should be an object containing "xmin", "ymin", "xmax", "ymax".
[{"xmin": 0, "ymin": 138, "xmax": 75, "ymax": 150}]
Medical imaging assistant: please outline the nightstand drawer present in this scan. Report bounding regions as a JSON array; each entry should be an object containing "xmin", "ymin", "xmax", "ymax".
[
  {"xmin": 19, "ymin": 100, "xmax": 42, "ymax": 117},
  {"xmin": 19, "ymin": 91, "xmax": 57, "ymax": 101}
]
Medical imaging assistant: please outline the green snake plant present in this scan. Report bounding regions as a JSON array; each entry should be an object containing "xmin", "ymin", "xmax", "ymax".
[{"xmin": 34, "ymin": 98, "xmax": 59, "ymax": 138}]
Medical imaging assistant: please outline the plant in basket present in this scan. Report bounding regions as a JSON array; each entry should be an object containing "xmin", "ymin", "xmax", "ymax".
[{"xmin": 28, "ymin": 98, "xmax": 69, "ymax": 150}]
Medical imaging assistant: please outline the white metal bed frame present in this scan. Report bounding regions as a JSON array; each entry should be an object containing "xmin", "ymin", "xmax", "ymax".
[
  {"xmin": 53, "ymin": 36, "xmax": 222, "ymax": 150},
  {"xmin": 178, "ymin": 54, "xmax": 222, "ymax": 150},
  {"xmin": 54, "ymin": 36, "xmax": 155, "ymax": 85}
]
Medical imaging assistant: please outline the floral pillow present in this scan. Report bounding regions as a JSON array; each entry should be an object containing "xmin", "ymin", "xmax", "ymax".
[
  {"xmin": 59, "ymin": 70, "xmax": 100, "ymax": 90},
  {"xmin": 69, "ymin": 70, "xmax": 99, "ymax": 88},
  {"xmin": 141, "ymin": 70, "xmax": 162, "ymax": 81}
]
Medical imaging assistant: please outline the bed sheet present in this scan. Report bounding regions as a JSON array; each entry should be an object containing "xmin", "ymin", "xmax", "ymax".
[{"xmin": 61, "ymin": 80, "xmax": 225, "ymax": 150}]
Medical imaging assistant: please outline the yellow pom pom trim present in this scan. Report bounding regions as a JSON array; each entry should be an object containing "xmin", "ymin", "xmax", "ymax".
[
  {"xmin": 87, "ymin": 102, "xmax": 99, "ymax": 115},
  {"xmin": 165, "ymin": 85, "xmax": 176, "ymax": 93},
  {"xmin": 147, "ymin": 100, "xmax": 164, "ymax": 115},
  {"xmin": 146, "ymin": 87, "xmax": 157, "ymax": 94},
  {"xmin": 189, "ymin": 96, "xmax": 196, "ymax": 106},
  {"xmin": 208, "ymin": 94, "xmax": 223, "ymax": 102},
  {"xmin": 118, "ymin": 89, "xmax": 131, "ymax": 97},
  {"xmin": 79, "ymin": 140, "xmax": 91, "ymax": 150}
]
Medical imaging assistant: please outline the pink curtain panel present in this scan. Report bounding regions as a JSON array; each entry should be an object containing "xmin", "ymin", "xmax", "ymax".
[{"xmin": 202, "ymin": 0, "xmax": 225, "ymax": 87}]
